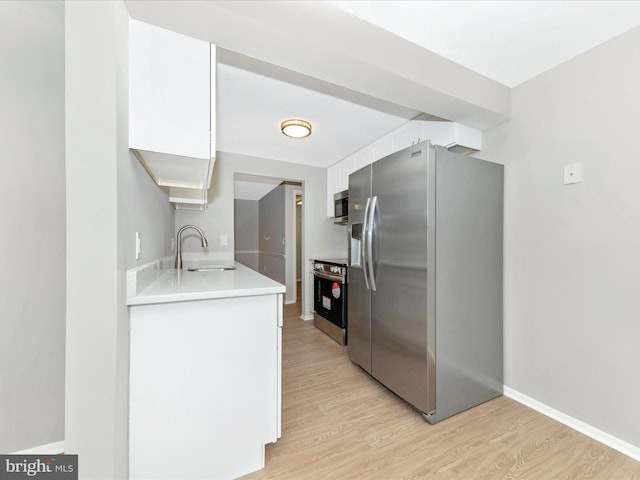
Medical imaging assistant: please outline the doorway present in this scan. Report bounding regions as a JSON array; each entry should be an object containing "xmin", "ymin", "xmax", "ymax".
[{"xmin": 233, "ymin": 174, "xmax": 303, "ymax": 310}]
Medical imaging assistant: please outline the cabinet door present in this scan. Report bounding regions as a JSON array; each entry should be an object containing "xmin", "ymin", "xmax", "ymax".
[
  {"xmin": 390, "ymin": 120, "xmax": 423, "ymax": 153},
  {"xmin": 129, "ymin": 19, "xmax": 210, "ymax": 160},
  {"xmin": 352, "ymin": 147, "xmax": 374, "ymax": 173},
  {"xmin": 326, "ymin": 163, "xmax": 339, "ymax": 217},
  {"xmin": 337, "ymin": 157, "xmax": 354, "ymax": 193},
  {"xmin": 326, "ymin": 149, "xmax": 374, "ymax": 217},
  {"xmin": 130, "ymin": 295, "xmax": 279, "ymax": 479}
]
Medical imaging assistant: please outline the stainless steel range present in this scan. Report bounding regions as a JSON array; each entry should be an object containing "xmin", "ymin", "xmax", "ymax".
[{"xmin": 312, "ymin": 259, "xmax": 348, "ymax": 345}]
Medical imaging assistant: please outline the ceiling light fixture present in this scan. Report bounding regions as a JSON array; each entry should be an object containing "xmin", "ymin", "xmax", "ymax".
[{"xmin": 281, "ymin": 119, "xmax": 312, "ymax": 139}]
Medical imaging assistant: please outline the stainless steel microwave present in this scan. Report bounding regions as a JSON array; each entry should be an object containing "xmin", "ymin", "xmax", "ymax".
[{"xmin": 334, "ymin": 190, "xmax": 348, "ymax": 224}]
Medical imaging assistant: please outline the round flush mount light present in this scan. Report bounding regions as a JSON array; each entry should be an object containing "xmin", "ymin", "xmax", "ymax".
[{"xmin": 281, "ymin": 119, "xmax": 312, "ymax": 138}]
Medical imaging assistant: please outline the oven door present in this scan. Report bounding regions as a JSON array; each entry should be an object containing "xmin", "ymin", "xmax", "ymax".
[{"xmin": 313, "ymin": 271, "xmax": 346, "ymax": 328}]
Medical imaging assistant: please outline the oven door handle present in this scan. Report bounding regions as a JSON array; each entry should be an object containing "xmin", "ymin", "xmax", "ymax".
[{"xmin": 313, "ymin": 270, "xmax": 345, "ymax": 283}]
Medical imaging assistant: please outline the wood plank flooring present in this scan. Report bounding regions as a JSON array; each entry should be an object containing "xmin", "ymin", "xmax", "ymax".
[{"xmin": 241, "ymin": 297, "xmax": 640, "ymax": 479}]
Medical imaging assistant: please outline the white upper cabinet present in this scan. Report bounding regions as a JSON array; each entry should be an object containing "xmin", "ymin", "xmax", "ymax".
[
  {"xmin": 326, "ymin": 121, "xmax": 483, "ymax": 217},
  {"xmin": 129, "ymin": 18, "xmax": 216, "ymax": 210}
]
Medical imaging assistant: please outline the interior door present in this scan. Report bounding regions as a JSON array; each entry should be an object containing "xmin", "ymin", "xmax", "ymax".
[{"xmin": 347, "ymin": 164, "xmax": 372, "ymax": 372}]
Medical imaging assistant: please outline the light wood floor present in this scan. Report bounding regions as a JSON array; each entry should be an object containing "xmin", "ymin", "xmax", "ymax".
[{"xmin": 241, "ymin": 297, "xmax": 640, "ymax": 480}]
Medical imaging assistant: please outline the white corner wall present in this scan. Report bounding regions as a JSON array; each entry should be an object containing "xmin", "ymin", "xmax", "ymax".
[
  {"xmin": 0, "ymin": 0, "xmax": 66, "ymax": 453},
  {"xmin": 65, "ymin": 1, "xmax": 175, "ymax": 478},
  {"xmin": 285, "ymin": 185, "xmax": 299, "ymax": 304},
  {"xmin": 65, "ymin": 2, "xmax": 126, "ymax": 477},
  {"xmin": 479, "ymin": 25, "xmax": 640, "ymax": 452}
]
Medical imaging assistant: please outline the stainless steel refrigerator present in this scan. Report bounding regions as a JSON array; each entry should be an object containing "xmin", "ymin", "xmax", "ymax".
[{"xmin": 348, "ymin": 140, "xmax": 503, "ymax": 424}]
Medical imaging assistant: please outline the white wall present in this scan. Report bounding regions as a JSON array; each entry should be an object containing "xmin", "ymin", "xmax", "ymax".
[
  {"xmin": 0, "ymin": 0, "xmax": 65, "ymax": 453},
  {"xmin": 177, "ymin": 152, "xmax": 347, "ymax": 319},
  {"xmin": 285, "ymin": 185, "xmax": 299, "ymax": 304},
  {"xmin": 65, "ymin": 1, "xmax": 174, "ymax": 477},
  {"xmin": 296, "ymin": 201, "xmax": 303, "ymax": 281},
  {"xmin": 478, "ymin": 26, "xmax": 640, "ymax": 450}
]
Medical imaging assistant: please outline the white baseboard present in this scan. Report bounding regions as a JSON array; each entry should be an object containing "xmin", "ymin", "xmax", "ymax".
[
  {"xmin": 504, "ymin": 386, "xmax": 640, "ymax": 462},
  {"xmin": 300, "ymin": 313, "xmax": 313, "ymax": 321},
  {"xmin": 13, "ymin": 440, "xmax": 64, "ymax": 455}
]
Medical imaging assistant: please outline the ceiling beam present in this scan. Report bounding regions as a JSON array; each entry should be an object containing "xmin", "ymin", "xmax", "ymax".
[{"xmin": 125, "ymin": 0, "xmax": 511, "ymax": 129}]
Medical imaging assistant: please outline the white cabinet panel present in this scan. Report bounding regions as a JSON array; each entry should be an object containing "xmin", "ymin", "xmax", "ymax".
[
  {"xmin": 391, "ymin": 121, "xmax": 423, "ymax": 152},
  {"xmin": 129, "ymin": 19, "xmax": 215, "ymax": 210},
  {"xmin": 129, "ymin": 19, "xmax": 210, "ymax": 158},
  {"xmin": 325, "ymin": 120, "xmax": 482, "ymax": 218},
  {"xmin": 326, "ymin": 149, "xmax": 374, "ymax": 217},
  {"xmin": 337, "ymin": 156, "xmax": 354, "ymax": 193},
  {"xmin": 326, "ymin": 163, "xmax": 340, "ymax": 217},
  {"xmin": 352, "ymin": 147, "xmax": 375, "ymax": 173},
  {"xmin": 129, "ymin": 294, "xmax": 281, "ymax": 479}
]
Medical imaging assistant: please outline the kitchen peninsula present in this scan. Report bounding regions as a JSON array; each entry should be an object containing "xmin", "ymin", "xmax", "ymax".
[{"xmin": 126, "ymin": 259, "xmax": 285, "ymax": 480}]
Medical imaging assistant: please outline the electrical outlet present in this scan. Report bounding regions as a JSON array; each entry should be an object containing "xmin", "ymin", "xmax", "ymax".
[{"xmin": 220, "ymin": 234, "xmax": 228, "ymax": 246}]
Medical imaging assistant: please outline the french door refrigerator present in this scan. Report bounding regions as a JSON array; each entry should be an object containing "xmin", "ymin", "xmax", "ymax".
[{"xmin": 348, "ymin": 140, "xmax": 503, "ymax": 424}]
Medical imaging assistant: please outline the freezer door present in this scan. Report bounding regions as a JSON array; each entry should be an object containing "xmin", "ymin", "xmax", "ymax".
[
  {"xmin": 370, "ymin": 142, "xmax": 435, "ymax": 414},
  {"xmin": 348, "ymin": 165, "xmax": 372, "ymax": 372}
]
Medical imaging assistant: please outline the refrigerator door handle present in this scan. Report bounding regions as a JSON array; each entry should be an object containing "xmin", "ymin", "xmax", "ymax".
[
  {"xmin": 367, "ymin": 195, "xmax": 378, "ymax": 292},
  {"xmin": 362, "ymin": 197, "xmax": 371, "ymax": 290}
]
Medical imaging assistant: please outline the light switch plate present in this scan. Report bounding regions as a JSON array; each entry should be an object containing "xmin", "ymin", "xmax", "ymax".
[
  {"xmin": 135, "ymin": 232, "xmax": 142, "ymax": 260},
  {"xmin": 563, "ymin": 163, "xmax": 582, "ymax": 185}
]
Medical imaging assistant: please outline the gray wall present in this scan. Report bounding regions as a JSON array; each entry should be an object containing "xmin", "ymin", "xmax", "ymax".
[
  {"xmin": 177, "ymin": 152, "xmax": 347, "ymax": 319},
  {"xmin": 478, "ymin": 26, "xmax": 640, "ymax": 448},
  {"xmin": 0, "ymin": 1, "xmax": 65, "ymax": 453},
  {"xmin": 234, "ymin": 199, "xmax": 259, "ymax": 271},
  {"xmin": 65, "ymin": 1, "xmax": 174, "ymax": 477}
]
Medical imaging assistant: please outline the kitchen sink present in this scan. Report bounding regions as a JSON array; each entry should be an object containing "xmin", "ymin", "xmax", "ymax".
[{"xmin": 187, "ymin": 265, "xmax": 237, "ymax": 272}]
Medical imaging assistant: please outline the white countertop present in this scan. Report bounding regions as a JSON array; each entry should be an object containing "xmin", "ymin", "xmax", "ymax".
[{"xmin": 127, "ymin": 258, "xmax": 285, "ymax": 306}]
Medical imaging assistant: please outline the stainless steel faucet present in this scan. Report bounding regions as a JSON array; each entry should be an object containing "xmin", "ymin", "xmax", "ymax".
[{"xmin": 175, "ymin": 225, "xmax": 208, "ymax": 269}]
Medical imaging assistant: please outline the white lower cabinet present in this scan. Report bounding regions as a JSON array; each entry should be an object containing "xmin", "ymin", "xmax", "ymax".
[{"xmin": 129, "ymin": 293, "xmax": 282, "ymax": 480}]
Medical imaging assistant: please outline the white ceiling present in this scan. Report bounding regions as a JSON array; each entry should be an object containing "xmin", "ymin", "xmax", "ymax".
[
  {"xmin": 328, "ymin": 1, "xmax": 640, "ymax": 88},
  {"xmin": 218, "ymin": 62, "xmax": 419, "ymax": 170},
  {"xmin": 234, "ymin": 174, "xmax": 286, "ymax": 202},
  {"xmin": 224, "ymin": 1, "xmax": 640, "ymax": 199}
]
